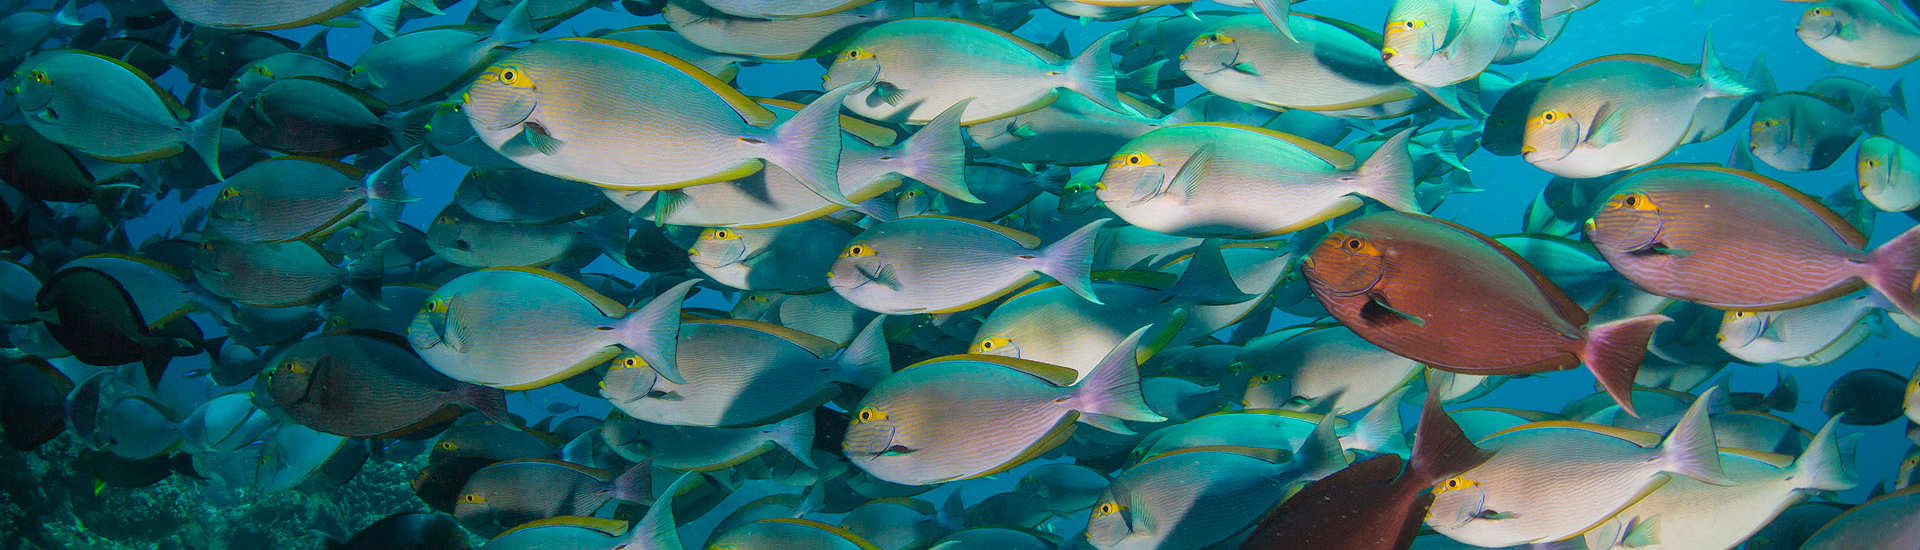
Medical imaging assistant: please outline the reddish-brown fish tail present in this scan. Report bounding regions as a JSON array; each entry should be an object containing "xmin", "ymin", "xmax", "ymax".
[
  {"xmin": 1865, "ymin": 225, "xmax": 1920, "ymax": 320},
  {"xmin": 1409, "ymin": 376, "xmax": 1492, "ymax": 487},
  {"xmin": 1577, "ymin": 314, "xmax": 1672, "ymax": 418}
]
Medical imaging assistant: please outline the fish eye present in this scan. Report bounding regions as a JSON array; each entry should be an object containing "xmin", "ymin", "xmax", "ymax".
[
  {"xmin": 218, "ymin": 187, "xmax": 238, "ymax": 199},
  {"xmin": 620, "ymin": 356, "xmax": 642, "ymax": 368},
  {"xmin": 461, "ymin": 493, "xmax": 483, "ymax": 503},
  {"xmin": 282, "ymin": 360, "xmax": 305, "ymax": 374},
  {"xmin": 1541, "ymin": 112, "xmax": 1556, "ymax": 122},
  {"xmin": 425, "ymin": 297, "xmax": 449, "ymax": 313},
  {"xmin": 1810, "ymin": 7, "xmax": 1830, "ymax": 15},
  {"xmin": 714, "ymin": 229, "xmax": 734, "ymax": 239},
  {"xmin": 856, "ymin": 407, "xmax": 887, "ymax": 423},
  {"xmin": 1345, "ymin": 238, "xmax": 1362, "ymax": 250},
  {"xmin": 843, "ymin": 244, "xmax": 874, "ymax": 258},
  {"xmin": 1093, "ymin": 502, "xmax": 1124, "ymax": 517},
  {"xmin": 28, "ymin": 70, "xmax": 48, "ymax": 84},
  {"xmin": 436, "ymin": 441, "xmax": 456, "ymax": 451},
  {"xmin": 1624, "ymin": 196, "xmax": 1637, "ymax": 206},
  {"xmin": 500, "ymin": 69, "xmax": 517, "ymax": 83}
]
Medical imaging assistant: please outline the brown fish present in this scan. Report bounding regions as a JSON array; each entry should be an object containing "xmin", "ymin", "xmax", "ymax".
[
  {"xmin": 1238, "ymin": 376, "xmax": 1491, "ymax": 550},
  {"xmin": 1585, "ymin": 163, "xmax": 1920, "ymax": 321},
  {"xmin": 262, "ymin": 332, "xmax": 515, "ymax": 438},
  {"xmin": 1302, "ymin": 212, "xmax": 1670, "ymax": 415}
]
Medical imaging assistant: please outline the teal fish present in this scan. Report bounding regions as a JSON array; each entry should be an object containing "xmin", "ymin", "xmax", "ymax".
[
  {"xmin": 1522, "ymin": 43, "xmax": 1754, "ymax": 178},
  {"xmin": 1797, "ymin": 484, "xmax": 1920, "ymax": 549},
  {"xmin": 452, "ymin": 167, "xmax": 613, "ymax": 224},
  {"xmin": 1237, "ymin": 325, "xmax": 1422, "ymax": 414},
  {"xmin": 1095, "ymin": 124, "xmax": 1416, "ymax": 237},
  {"xmin": 822, "ymin": 17, "xmax": 1125, "ymax": 125},
  {"xmin": 1748, "ymin": 92, "xmax": 1867, "ymax": 172},
  {"xmin": 157, "ymin": 0, "xmax": 440, "ymax": 31},
  {"xmin": 407, "ymin": 268, "xmax": 694, "ymax": 390},
  {"xmin": 205, "ymin": 153, "xmax": 416, "ymax": 243},
  {"xmin": 454, "ymin": 458, "xmax": 649, "ymax": 538},
  {"xmin": 664, "ymin": 0, "xmax": 911, "ymax": 61},
  {"xmin": 707, "ymin": 517, "xmax": 882, "ymax": 550},
  {"xmin": 346, "ymin": 0, "xmax": 538, "ymax": 106},
  {"xmin": 843, "ymin": 327, "xmax": 1165, "ymax": 485},
  {"xmin": 689, "ymin": 220, "xmax": 855, "ymax": 292},
  {"xmin": 699, "ymin": 0, "xmax": 880, "ymax": 19},
  {"xmin": 839, "ymin": 494, "xmax": 963, "ymax": 550},
  {"xmin": 1796, "ymin": 0, "xmax": 1920, "ymax": 69},
  {"xmin": 1717, "ymin": 292, "xmax": 1890, "ymax": 366},
  {"xmin": 462, "ymin": 37, "xmax": 862, "ymax": 205},
  {"xmin": 601, "ymin": 317, "xmax": 887, "ymax": 428},
  {"xmin": 828, "ymin": 216, "xmax": 1106, "ymax": 315},
  {"xmin": 192, "ymin": 239, "xmax": 378, "ymax": 308},
  {"xmin": 1179, "ymin": 14, "xmax": 1428, "ymax": 118},
  {"xmin": 261, "ymin": 332, "xmax": 514, "ymax": 438},
  {"xmin": 1860, "ymin": 135, "xmax": 1920, "ymax": 212},
  {"xmin": 425, "ymin": 204, "xmax": 601, "ymax": 268},
  {"xmin": 598, "ymin": 25, "xmax": 754, "ymax": 82},
  {"xmin": 730, "ymin": 289, "xmax": 874, "ymax": 346},
  {"xmin": 8, "ymin": 49, "xmax": 231, "ymax": 177},
  {"xmin": 480, "ymin": 471, "xmax": 703, "ymax": 550},
  {"xmin": 602, "ymin": 409, "xmax": 813, "ymax": 471},
  {"xmin": 1087, "ymin": 444, "xmax": 1335, "ymax": 550}
]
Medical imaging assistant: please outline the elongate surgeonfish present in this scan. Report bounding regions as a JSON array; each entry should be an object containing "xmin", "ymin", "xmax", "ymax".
[
  {"xmin": 408, "ymin": 267, "xmax": 697, "ymax": 390},
  {"xmin": 1303, "ymin": 211, "xmax": 1670, "ymax": 415},
  {"xmin": 462, "ymin": 37, "xmax": 864, "ymax": 205},
  {"xmin": 843, "ymin": 326, "xmax": 1165, "ymax": 485},
  {"xmin": 1585, "ymin": 164, "xmax": 1920, "ymax": 323}
]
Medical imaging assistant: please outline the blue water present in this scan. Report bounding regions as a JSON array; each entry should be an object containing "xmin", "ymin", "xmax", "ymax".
[{"xmin": 11, "ymin": 0, "xmax": 1919, "ymax": 548}]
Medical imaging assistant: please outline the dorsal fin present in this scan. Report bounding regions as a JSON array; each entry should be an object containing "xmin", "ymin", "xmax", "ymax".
[
  {"xmin": 892, "ymin": 17, "xmax": 1065, "ymax": 63},
  {"xmin": 1565, "ymin": 54, "xmax": 1697, "ymax": 76},
  {"xmin": 485, "ymin": 267, "xmax": 629, "ymax": 318},
  {"xmin": 901, "ymin": 354, "xmax": 1080, "ymax": 387},
  {"xmin": 1176, "ymin": 122, "xmax": 1357, "ymax": 168},
  {"xmin": 560, "ymin": 37, "xmax": 777, "ymax": 127},
  {"xmin": 1481, "ymin": 420, "xmax": 1663, "ymax": 447},
  {"xmin": 906, "ymin": 214, "xmax": 1042, "ymax": 248}
]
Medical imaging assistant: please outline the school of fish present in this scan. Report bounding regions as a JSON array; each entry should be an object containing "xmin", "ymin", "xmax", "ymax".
[{"xmin": 3, "ymin": 0, "xmax": 1920, "ymax": 548}]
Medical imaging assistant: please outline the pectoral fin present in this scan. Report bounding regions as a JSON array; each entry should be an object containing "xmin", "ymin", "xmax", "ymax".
[
  {"xmin": 1361, "ymin": 294, "xmax": 1427, "ymax": 327},
  {"xmin": 1585, "ymin": 102, "xmax": 1627, "ymax": 146},
  {"xmin": 1165, "ymin": 144, "xmax": 1216, "ymax": 203},
  {"xmin": 503, "ymin": 122, "xmax": 564, "ymax": 156}
]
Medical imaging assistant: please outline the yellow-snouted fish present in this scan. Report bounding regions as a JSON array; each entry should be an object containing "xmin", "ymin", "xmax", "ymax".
[
  {"xmin": 1096, "ymin": 124, "xmax": 1417, "ymax": 238},
  {"xmin": 407, "ymin": 268, "xmax": 697, "ymax": 390},
  {"xmin": 822, "ymin": 17, "xmax": 1127, "ymax": 125},
  {"xmin": 1427, "ymin": 388, "xmax": 1733, "ymax": 547},
  {"xmin": 463, "ymin": 38, "xmax": 865, "ymax": 205},
  {"xmin": 9, "ymin": 50, "xmax": 233, "ymax": 178},
  {"xmin": 1521, "ymin": 39, "xmax": 1755, "ymax": 178}
]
